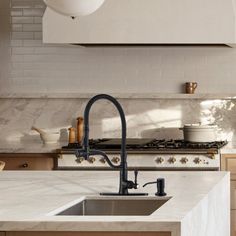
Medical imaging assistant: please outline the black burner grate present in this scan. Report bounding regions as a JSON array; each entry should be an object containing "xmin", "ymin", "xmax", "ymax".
[
  {"xmin": 62, "ymin": 139, "xmax": 227, "ymax": 151},
  {"xmin": 146, "ymin": 139, "xmax": 227, "ymax": 149}
]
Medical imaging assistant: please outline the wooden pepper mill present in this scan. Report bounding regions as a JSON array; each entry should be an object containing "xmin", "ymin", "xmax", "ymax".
[
  {"xmin": 77, "ymin": 117, "xmax": 84, "ymax": 144},
  {"xmin": 68, "ymin": 127, "xmax": 76, "ymax": 144}
]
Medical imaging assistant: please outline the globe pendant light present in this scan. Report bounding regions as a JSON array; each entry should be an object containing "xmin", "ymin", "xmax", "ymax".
[{"xmin": 44, "ymin": 0, "xmax": 105, "ymax": 17}]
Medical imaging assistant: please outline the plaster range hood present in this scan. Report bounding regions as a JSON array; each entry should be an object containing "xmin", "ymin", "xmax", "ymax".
[{"xmin": 43, "ymin": 0, "xmax": 236, "ymax": 47}]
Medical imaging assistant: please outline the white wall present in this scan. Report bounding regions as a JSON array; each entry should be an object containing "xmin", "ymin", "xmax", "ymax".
[
  {"xmin": 0, "ymin": 0, "xmax": 236, "ymax": 143},
  {"xmin": 1, "ymin": 0, "xmax": 236, "ymax": 94}
]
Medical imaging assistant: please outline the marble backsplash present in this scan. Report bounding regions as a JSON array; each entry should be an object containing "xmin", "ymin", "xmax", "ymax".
[{"xmin": 0, "ymin": 97, "xmax": 235, "ymax": 144}]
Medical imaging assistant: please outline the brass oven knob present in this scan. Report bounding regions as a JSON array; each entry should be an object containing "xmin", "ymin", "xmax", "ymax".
[
  {"xmin": 100, "ymin": 158, "xmax": 106, "ymax": 164},
  {"xmin": 76, "ymin": 157, "xmax": 84, "ymax": 163},
  {"xmin": 194, "ymin": 158, "xmax": 202, "ymax": 164},
  {"xmin": 88, "ymin": 157, "xmax": 96, "ymax": 164},
  {"xmin": 156, "ymin": 157, "xmax": 164, "ymax": 164},
  {"xmin": 112, "ymin": 157, "xmax": 120, "ymax": 164},
  {"xmin": 168, "ymin": 157, "xmax": 176, "ymax": 164},
  {"xmin": 180, "ymin": 157, "xmax": 188, "ymax": 164},
  {"xmin": 21, "ymin": 163, "xmax": 28, "ymax": 168}
]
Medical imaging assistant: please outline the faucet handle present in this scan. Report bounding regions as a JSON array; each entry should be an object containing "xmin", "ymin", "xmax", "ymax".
[
  {"xmin": 75, "ymin": 149, "xmax": 83, "ymax": 158},
  {"xmin": 126, "ymin": 170, "xmax": 139, "ymax": 190},
  {"xmin": 133, "ymin": 169, "xmax": 139, "ymax": 189},
  {"xmin": 75, "ymin": 149, "xmax": 89, "ymax": 160}
]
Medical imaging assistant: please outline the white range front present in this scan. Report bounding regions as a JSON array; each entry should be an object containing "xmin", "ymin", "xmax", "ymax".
[{"xmin": 57, "ymin": 152, "xmax": 220, "ymax": 171}]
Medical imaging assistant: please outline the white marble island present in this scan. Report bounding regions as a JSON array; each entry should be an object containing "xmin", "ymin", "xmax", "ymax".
[{"xmin": 0, "ymin": 171, "xmax": 230, "ymax": 236}]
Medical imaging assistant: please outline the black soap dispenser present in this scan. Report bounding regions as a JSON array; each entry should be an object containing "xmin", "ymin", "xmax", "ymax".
[{"xmin": 143, "ymin": 178, "xmax": 167, "ymax": 196}]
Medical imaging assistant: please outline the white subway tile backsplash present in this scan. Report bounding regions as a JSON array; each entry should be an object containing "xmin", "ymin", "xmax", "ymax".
[
  {"xmin": 33, "ymin": 46, "xmax": 83, "ymax": 55},
  {"xmin": 11, "ymin": 54, "xmax": 24, "ymax": 62},
  {"xmin": 1, "ymin": 0, "xmax": 236, "ymax": 95},
  {"xmin": 11, "ymin": 23, "xmax": 23, "ymax": 31},
  {"xmin": 10, "ymin": 70, "xmax": 24, "ymax": 77},
  {"xmin": 23, "ymin": 8, "xmax": 44, "ymax": 16},
  {"xmin": 11, "ymin": 0, "xmax": 33, "ymax": 8},
  {"xmin": 33, "ymin": 0, "xmax": 45, "ymax": 8},
  {"xmin": 10, "ymin": 39, "xmax": 23, "ymax": 46},
  {"xmin": 23, "ymin": 23, "xmax": 41, "ymax": 31},
  {"xmin": 12, "ymin": 16, "xmax": 34, "ymax": 23},
  {"xmin": 12, "ymin": 46, "xmax": 34, "ymax": 54},
  {"xmin": 23, "ymin": 39, "xmax": 42, "ymax": 46},
  {"xmin": 11, "ymin": 9, "xmax": 23, "ymax": 16},
  {"xmin": 11, "ymin": 31, "xmax": 34, "ymax": 39},
  {"xmin": 33, "ymin": 31, "xmax": 42, "ymax": 39},
  {"xmin": 33, "ymin": 16, "xmax": 41, "ymax": 23},
  {"xmin": 11, "ymin": 0, "xmax": 45, "ymax": 8}
]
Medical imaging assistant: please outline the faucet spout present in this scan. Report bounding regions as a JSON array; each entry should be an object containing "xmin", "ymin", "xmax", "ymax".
[
  {"xmin": 75, "ymin": 94, "xmax": 147, "ymax": 196},
  {"xmin": 84, "ymin": 94, "xmax": 128, "ymax": 195}
]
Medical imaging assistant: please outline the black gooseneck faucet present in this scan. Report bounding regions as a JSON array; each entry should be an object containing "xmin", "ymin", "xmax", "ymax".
[{"xmin": 75, "ymin": 94, "xmax": 147, "ymax": 196}]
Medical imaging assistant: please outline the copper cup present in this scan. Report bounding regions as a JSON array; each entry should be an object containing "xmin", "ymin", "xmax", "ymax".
[{"xmin": 185, "ymin": 82, "xmax": 198, "ymax": 94}]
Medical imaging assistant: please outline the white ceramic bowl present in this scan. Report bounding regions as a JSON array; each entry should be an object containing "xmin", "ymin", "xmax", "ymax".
[{"xmin": 40, "ymin": 133, "xmax": 60, "ymax": 144}]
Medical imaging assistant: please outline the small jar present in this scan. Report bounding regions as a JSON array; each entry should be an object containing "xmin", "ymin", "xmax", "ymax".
[{"xmin": 68, "ymin": 127, "xmax": 76, "ymax": 144}]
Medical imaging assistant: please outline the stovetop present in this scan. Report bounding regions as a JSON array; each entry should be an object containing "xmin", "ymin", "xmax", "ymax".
[{"xmin": 62, "ymin": 139, "xmax": 228, "ymax": 153}]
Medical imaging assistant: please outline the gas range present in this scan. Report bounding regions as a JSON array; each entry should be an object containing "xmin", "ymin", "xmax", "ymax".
[{"xmin": 57, "ymin": 139, "xmax": 227, "ymax": 171}]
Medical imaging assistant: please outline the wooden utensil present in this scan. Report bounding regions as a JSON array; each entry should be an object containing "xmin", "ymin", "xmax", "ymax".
[
  {"xmin": 31, "ymin": 126, "xmax": 46, "ymax": 135},
  {"xmin": 68, "ymin": 127, "xmax": 76, "ymax": 144},
  {"xmin": 77, "ymin": 117, "xmax": 84, "ymax": 144}
]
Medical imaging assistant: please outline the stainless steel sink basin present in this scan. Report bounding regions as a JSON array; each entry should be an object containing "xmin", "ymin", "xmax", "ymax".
[{"xmin": 56, "ymin": 197, "xmax": 170, "ymax": 216}]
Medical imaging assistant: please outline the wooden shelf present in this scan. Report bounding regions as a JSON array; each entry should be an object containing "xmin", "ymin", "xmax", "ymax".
[{"xmin": 0, "ymin": 93, "xmax": 235, "ymax": 99}]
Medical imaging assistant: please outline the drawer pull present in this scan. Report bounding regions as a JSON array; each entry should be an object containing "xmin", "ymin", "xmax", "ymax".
[{"xmin": 21, "ymin": 163, "xmax": 29, "ymax": 168}]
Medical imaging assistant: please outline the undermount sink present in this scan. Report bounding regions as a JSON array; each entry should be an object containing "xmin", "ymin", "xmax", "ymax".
[{"xmin": 55, "ymin": 197, "xmax": 170, "ymax": 216}]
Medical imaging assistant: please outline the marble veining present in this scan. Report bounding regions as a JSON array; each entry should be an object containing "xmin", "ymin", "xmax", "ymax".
[
  {"xmin": 0, "ymin": 98, "xmax": 235, "ymax": 153},
  {"xmin": 0, "ymin": 171, "xmax": 230, "ymax": 236},
  {"xmin": 0, "ymin": 141, "xmax": 65, "ymax": 153}
]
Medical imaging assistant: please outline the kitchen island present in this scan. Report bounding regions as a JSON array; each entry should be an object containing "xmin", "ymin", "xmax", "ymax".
[{"xmin": 0, "ymin": 171, "xmax": 230, "ymax": 236}]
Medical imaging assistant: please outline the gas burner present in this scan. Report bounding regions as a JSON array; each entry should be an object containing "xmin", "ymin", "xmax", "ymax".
[
  {"xmin": 62, "ymin": 139, "xmax": 228, "ymax": 152},
  {"xmin": 149, "ymin": 139, "xmax": 228, "ymax": 150}
]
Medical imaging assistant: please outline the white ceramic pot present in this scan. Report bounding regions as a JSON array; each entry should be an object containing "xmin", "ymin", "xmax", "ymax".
[{"xmin": 180, "ymin": 124, "xmax": 217, "ymax": 143}]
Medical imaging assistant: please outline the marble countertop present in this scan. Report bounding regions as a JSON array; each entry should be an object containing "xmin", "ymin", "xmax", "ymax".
[
  {"xmin": 220, "ymin": 142, "xmax": 236, "ymax": 154},
  {"xmin": 0, "ymin": 171, "xmax": 229, "ymax": 234},
  {"xmin": 0, "ymin": 141, "xmax": 66, "ymax": 154}
]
